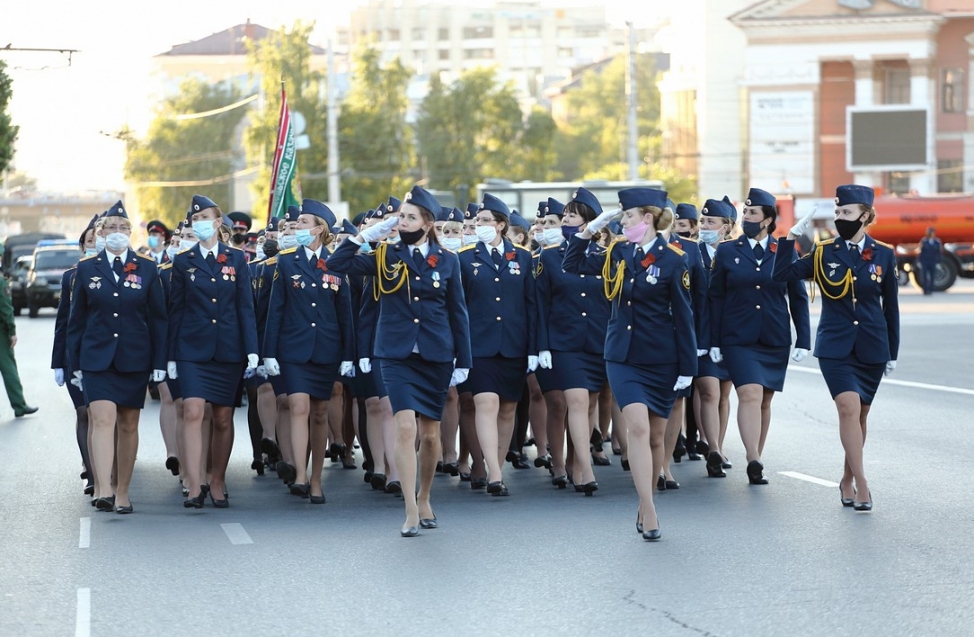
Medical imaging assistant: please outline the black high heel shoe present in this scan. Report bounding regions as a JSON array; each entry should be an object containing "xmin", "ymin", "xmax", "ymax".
[
  {"xmin": 251, "ymin": 459, "xmax": 264, "ymax": 476},
  {"xmin": 621, "ymin": 459, "xmax": 630, "ymax": 472},
  {"xmin": 436, "ymin": 461, "xmax": 445, "ymax": 473},
  {"xmin": 642, "ymin": 528, "xmax": 662, "ymax": 541},
  {"xmin": 385, "ymin": 480, "xmax": 402, "ymax": 496},
  {"xmin": 636, "ymin": 512, "xmax": 643, "ymax": 534},
  {"xmin": 276, "ymin": 462, "xmax": 297, "ymax": 485},
  {"xmin": 419, "ymin": 512, "xmax": 438, "ymax": 529},
  {"xmin": 444, "ymin": 462, "xmax": 460, "ymax": 476},
  {"xmin": 370, "ymin": 473, "xmax": 387, "ymax": 491},
  {"xmin": 183, "ymin": 493, "xmax": 205, "ymax": 509},
  {"xmin": 261, "ymin": 437, "xmax": 281, "ymax": 459},
  {"xmin": 329, "ymin": 442, "xmax": 347, "ymax": 463},
  {"xmin": 853, "ymin": 491, "xmax": 872, "ymax": 512},
  {"xmin": 115, "ymin": 503, "xmax": 134, "ymax": 514},
  {"xmin": 582, "ymin": 481, "xmax": 599, "ymax": 496},
  {"xmin": 552, "ymin": 475, "xmax": 568, "ymax": 489},
  {"xmin": 310, "ymin": 493, "xmax": 326, "ymax": 505},
  {"xmin": 672, "ymin": 434, "xmax": 686, "ymax": 463},
  {"xmin": 289, "ymin": 483, "xmax": 311, "ymax": 498},
  {"xmin": 94, "ymin": 496, "xmax": 115, "ymax": 512},
  {"xmin": 839, "ymin": 484, "xmax": 855, "ymax": 508},
  {"xmin": 400, "ymin": 525, "xmax": 419, "ymax": 537},
  {"xmin": 165, "ymin": 456, "xmax": 180, "ymax": 476},
  {"xmin": 534, "ymin": 454, "xmax": 551, "ymax": 469},
  {"xmin": 83, "ymin": 483, "xmax": 94, "ymax": 496},
  {"xmin": 706, "ymin": 451, "xmax": 727, "ymax": 478},
  {"xmin": 209, "ymin": 491, "xmax": 229, "ymax": 508},
  {"xmin": 746, "ymin": 460, "xmax": 768, "ymax": 485},
  {"xmin": 656, "ymin": 475, "xmax": 666, "ymax": 491},
  {"xmin": 470, "ymin": 477, "xmax": 487, "ymax": 490}
]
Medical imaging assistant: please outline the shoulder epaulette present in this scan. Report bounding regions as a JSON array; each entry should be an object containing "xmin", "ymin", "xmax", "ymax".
[
  {"xmin": 666, "ymin": 243, "xmax": 685, "ymax": 257},
  {"xmin": 227, "ymin": 245, "xmax": 244, "ymax": 252},
  {"xmin": 159, "ymin": 262, "xmax": 173, "ymax": 271},
  {"xmin": 542, "ymin": 244, "xmax": 561, "ymax": 250},
  {"xmin": 264, "ymin": 256, "xmax": 278, "ymax": 266},
  {"xmin": 137, "ymin": 252, "xmax": 155, "ymax": 261},
  {"xmin": 279, "ymin": 247, "xmax": 298, "ymax": 255},
  {"xmin": 458, "ymin": 245, "xmax": 477, "ymax": 253},
  {"xmin": 873, "ymin": 240, "xmax": 893, "ymax": 249},
  {"xmin": 79, "ymin": 254, "xmax": 97, "ymax": 262},
  {"xmin": 815, "ymin": 239, "xmax": 833, "ymax": 246}
]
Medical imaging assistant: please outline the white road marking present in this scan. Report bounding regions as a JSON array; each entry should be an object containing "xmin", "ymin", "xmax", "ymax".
[
  {"xmin": 79, "ymin": 518, "xmax": 90, "ymax": 549},
  {"xmin": 788, "ymin": 365, "xmax": 974, "ymax": 396},
  {"xmin": 75, "ymin": 588, "xmax": 91, "ymax": 637},
  {"xmin": 779, "ymin": 471, "xmax": 839, "ymax": 488},
  {"xmin": 221, "ymin": 523, "xmax": 253, "ymax": 545}
]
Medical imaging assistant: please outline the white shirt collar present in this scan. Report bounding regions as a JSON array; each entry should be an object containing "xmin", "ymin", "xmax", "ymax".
[
  {"xmin": 706, "ymin": 243, "xmax": 717, "ymax": 258},
  {"xmin": 847, "ymin": 237, "xmax": 865, "ymax": 251},
  {"xmin": 304, "ymin": 245, "xmax": 322, "ymax": 261},
  {"xmin": 200, "ymin": 243, "xmax": 218, "ymax": 259},
  {"xmin": 410, "ymin": 241, "xmax": 430, "ymax": 258},
  {"xmin": 639, "ymin": 232, "xmax": 662, "ymax": 253},
  {"xmin": 109, "ymin": 249, "xmax": 129, "ymax": 263},
  {"xmin": 747, "ymin": 235, "xmax": 770, "ymax": 250}
]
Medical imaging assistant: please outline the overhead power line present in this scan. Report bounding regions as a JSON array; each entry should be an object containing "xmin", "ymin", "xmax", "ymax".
[{"xmin": 168, "ymin": 94, "xmax": 259, "ymax": 121}]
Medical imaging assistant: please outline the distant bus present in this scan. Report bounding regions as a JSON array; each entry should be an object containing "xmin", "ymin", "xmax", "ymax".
[{"xmin": 476, "ymin": 178, "xmax": 666, "ymax": 218}]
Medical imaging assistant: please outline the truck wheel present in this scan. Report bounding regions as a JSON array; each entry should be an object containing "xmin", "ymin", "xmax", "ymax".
[{"xmin": 911, "ymin": 260, "xmax": 959, "ymax": 292}]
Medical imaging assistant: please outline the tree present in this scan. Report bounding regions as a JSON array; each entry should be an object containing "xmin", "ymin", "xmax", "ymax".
[
  {"xmin": 513, "ymin": 107, "xmax": 558, "ymax": 182},
  {"xmin": 124, "ymin": 79, "xmax": 246, "ymax": 228},
  {"xmin": 243, "ymin": 21, "xmax": 327, "ymax": 217},
  {"xmin": 416, "ymin": 67, "xmax": 524, "ymax": 202},
  {"xmin": 4, "ymin": 170, "xmax": 37, "ymax": 192},
  {"xmin": 338, "ymin": 42, "xmax": 415, "ymax": 214},
  {"xmin": 0, "ymin": 60, "xmax": 19, "ymax": 176}
]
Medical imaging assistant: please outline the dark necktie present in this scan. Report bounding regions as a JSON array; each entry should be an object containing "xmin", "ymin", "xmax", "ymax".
[
  {"xmin": 753, "ymin": 243, "xmax": 765, "ymax": 260},
  {"xmin": 849, "ymin": 243, "xmax": 859, "ymax": 258},
  {"xmin": 413, "ymin": 248, "xmax": 424, "ymax": 269},
  {"xmin": 310, "ymin": 253, "xmax": 318, "ymax": 268},
  {"xmin": 491, "ymin": 249, "xmax": 503, "ymax": 269},
  {"xmin": 206, "ymin": 251, "xmax": 216, "ymax": 268},
  {"xmin": 113, "ymin": 256, "xmax": 124, "ymax": 278}
]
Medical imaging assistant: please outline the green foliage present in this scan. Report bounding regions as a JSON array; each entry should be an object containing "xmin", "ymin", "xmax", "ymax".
[
  {"xmin": 0, "ymin": 60, "xmax": 19, "ymax": 176},
  {"xmin": 123, "ymin": 79, "xmax": 246, "ymax": 228},
  {"xmin": 243, "ymin": 21, "xmax": 327, "ymax": 217},
  {"xmin": 338, "ymin": 42, "xmax": 415, "ymax": 214}
]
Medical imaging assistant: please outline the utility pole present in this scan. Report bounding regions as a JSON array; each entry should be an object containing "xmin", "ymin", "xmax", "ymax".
[
  {"xmin": 625, "ymin": 22, "xmax": 639, "ymax": 180},
  {"xmin": 326, "ymin": 39, "xmax": 341, "ymax": 205}
]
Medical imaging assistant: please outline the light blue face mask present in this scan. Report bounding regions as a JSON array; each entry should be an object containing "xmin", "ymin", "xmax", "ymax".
[
  {"xmin": 698, "ymin": 229, "xmax": 720, "ymax": 245},
  {"xmin": 280, "ymin": 234, "xmax": 299, "ymax": 250},
  {"xmin": 192, "ymin": 220, "xmax": 216, "ymax": 242},
  {"xmin": 147, "ymin": 235, "xmax": 161, "ymax": 250},
  {"xmin": 95, "ymin": 236, "xmax": 106, "ymax": 252},
  {"xmin": 84, "ymin": 248, "xmax": 98, "ymax": 258},
  {"xmin": 295, "ymin": 228, "xmax": 315, "ymax": 247}
]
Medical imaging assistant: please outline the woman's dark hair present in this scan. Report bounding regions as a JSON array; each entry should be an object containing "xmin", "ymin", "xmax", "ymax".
[
  {"xmin": 490, "ymin": 211, "xmax": 509, "ymax": 238},
  {"xmin": 564, "ymin": 200, "xmax": 597, "ymax": 223},
  {"xmin": 760, "ymin": 205, "xmax": 778, "ymax": 235},
  {"xmin": 417, "ymin": 206, "xmax": 441, "ymax": 245},
  {"xmin": 78, "ymin": 227, "xmax": 93, "ymax": 249}
]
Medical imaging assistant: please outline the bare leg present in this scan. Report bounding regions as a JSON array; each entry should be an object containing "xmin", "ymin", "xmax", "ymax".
[
  {"xmin": 257, "ymin": 383, "xmax": 278, "ymax": 442},
  {"xmin": 158, "ymin": 382, "xmax": 178, "ymax": 460},
  {"xmin": 623, "ymin": 404, "xmax": 668, "ymax": 532},
  {"xmin": 837, "ymin": 393, "xmax": 870, "ymax": 501},
  {"xmin": 416, "ymin": 416, "xmax": 441, "ymax": 520},
  {"xmin": 717, "ymin": 380, "xmax": 732, "ymax": 453},
  {"xmin": 309, "ymin": 397, "xmax": 330, "ymax": 497},
  {"xmin": 527, "ymin": 374, "xmax": 547, "ymax": 458},
  {"xmin": 736, "ymin": 384, "xmax": 765, "ymax": 463},
  {"xmin": 440, "ymin": 386, "xmax": 459, "ymax": 465},
  {"xmin": 114, "ymin": 406, "xmax": 141, "ymax": 508},
  {"xmin": 181, "ymin": 397, "xmax": 206, "ymax": 499},
  {"xmin": 564, "ymin": 388, "xmax": 595, "ymax": 485},
  {"xmin": 544, "ymin": 390, "xmax": 567, "ymax": 479},
  {"xmin": 276, "ymin": 394, "xmax": 293, "ymax": 465},
  {"xmin": 289, "ymin": 393, "xmax": 311, "ymax": 484},
  {"xmin": 207, "ymin": 404, "xmax": 236, "ymax": 498},
  {"xmin": 380, "ymin": 396, "xmax": 399, "ymax": 481},
  {"xmin": 758, "ymin": 388, "xmax": 774, "ymax": 456},
  {"xmin": 365, "ymin": 396, "xmax": 386, "ymax": 476},
  {"xmin": 693, "ymin": 377, "xmax": 722, "ymax": 456},
  {"xmin": 395, "ymin": 410, "xmax": 420, "ymax": 530},
  {"xmin": 88, "ymin": 401, "xmax": 118, "ymax": 500},
  {"xmin": 75, "ymin": 406, "xmax": 92, "ymax": 487},
  {"xmin": 459, "ymin": 392, "xmax": 485, "ymax": 480},
  {"xmin": 662, "ymin": 398, "xmax": 684, "ymax": 482}
]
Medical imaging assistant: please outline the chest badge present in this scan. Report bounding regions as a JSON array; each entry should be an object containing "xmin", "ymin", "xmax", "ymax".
[
  {"xmin": 89, "ymin": 276, "xmax": 102, "ymax": 290},
  {"xmin": 432, "ymin": 271, "xmax": 441, "ymax": 288},
  {"xmin": 734, "ymin": 257, "xmax": 740, "ymax": 264},
  {"xmin": 646, "ymin": 265, "xmax": 660, "ymax": 285}
]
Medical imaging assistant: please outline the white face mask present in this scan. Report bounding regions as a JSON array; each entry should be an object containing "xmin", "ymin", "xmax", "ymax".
[
  {"xmin": 84, "ymin": 248, "xmax": 98, "ymax": 258},
  {"xmin": 543, "ymin": 228, "xmax": 563, "ymax": 245},
  {"xmin": 462, "ymin": 234, "xmax": 478, "ymax": 246},
  {"xmin": 180, "ymin": 240, "xmax": 198, "ymax": 253},
  {"xmin": 255, "ymin": 246, "xmax": 266, "ymax": 261},
  {"xmin": 475, "ymin": 225, "xmax": 497, "ymax": 244},
  {"xmin": 95, "ymin": 236, "xmax": 106, "ymax": 252},
  {"xmin": 105, "ymin": 232, "xmax": 130, "ymax": 252},
  {"xmin": 533, "ymin": 231, "xmax": 546, "ymax": 246},
  {"xmin": 166, "ymin": 245, "xmax": 180, "ymax": 259},
  {"xmin": 280, "ymin": 234, "xmax": 299, "ymax": 250},
  {"xmin": 441, "ymin": 237, "xmax": 462, "ymax": 252}
]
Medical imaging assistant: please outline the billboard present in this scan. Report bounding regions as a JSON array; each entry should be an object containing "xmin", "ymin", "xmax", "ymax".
[
  {"xmin": 749, "ymin": 91, "xmax": 816, "ymax": 194},
  {"xmin": 847, "ymin": 106, "xmax": 928, "ymax": 172}
]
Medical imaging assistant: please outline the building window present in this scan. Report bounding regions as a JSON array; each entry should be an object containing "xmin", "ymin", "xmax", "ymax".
[
  {"xmin": 387, "ymin": 29, "xmax": 400, "ymax": 42},
  {"xmin": 438, "ymin": 49, "xmax": 450, "ymax": 60},
  {"xmin": 887, "ymin": 171, "xmax": 911, "ymax": 196},
  {"xmin": 885, "ymin": 68, "xmax": 910, "ymax": 104},
  {"xmin": 463, "ymin": 26, "xmax": 493, "ymax": 39},
  {"xmin": 557, "ymin": 46, "xmax": 573, "ymax": 59},
  {"xmin": 463, "ymin": 48, "xmax": 494, "ymax": 60},
  {"xmin": 411, "ymin": 28, "xmax": 425, "ymax": 41},
  {"xmin": 942, "ymin": 68, "xmax": 964, "ymax": 113},
  {"xmin": 575, "ymin": 25, "xmax": 602, "ymax": 38},
  {"xmin": 938, "ymin": 159, "xmax": 963, "ymax": 193},
  {"xmin": 438, "ymin": 28, "xmax": 450, "ymax": 41}
]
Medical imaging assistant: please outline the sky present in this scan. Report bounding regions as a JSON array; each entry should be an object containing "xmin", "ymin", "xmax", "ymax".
[{"xmin": 1, "ymin": 0, "xmax": 663, "ymax": 194}]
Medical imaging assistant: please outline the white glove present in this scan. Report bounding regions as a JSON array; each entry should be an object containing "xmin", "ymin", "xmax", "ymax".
[
  {"xmin": 538, "ymin": 350, "xmax": 552, "ymax": 369},
  {"xmin": 359, "ymin": 358, "xmax": 372, "ymax": 374},
  {"xmin": 247, "ymin": 353, "xmax": 259, "ymax": 370},
  {"xmin": 450, "ymin": 368, "xmax": 469, "ymax": 387},
  {"xmin": 709, "ymin": 347, "xmax": 722, "ymax": 364},
  {"xmin": 791, "ymin": 348, "xmax": 809, "ymax": 363},
  {"xmin": 673, "ymin": 376, "xmax": 693, "ymax": 391},
  {"xmin": 243, "ymin": 367, "xmax": 256, "ymax": 380},
  {"xmin": 167, "ymin": 361, "xmax": 178, "ymax": 379},
  {"xmin": 788, "ymin": 212, "xmax": 813, "ymax": 239},
  {"xmin": 71, "ymin": 370, "xmax": 83, "ymax": 389},
  {"xmin": 527, "ymin": 355, "xmax": 539, "ymax": 373},
  {"xmin": 340, "ymin": 361, "xmax": 355, "ymax": 377},
  {"xmin": 54, "ymin": 369, "xmax": 65, "ymax": 386},
  {"xmin": 360, "ymin": 217, "xmax": 399, "ymax": 243},
  {"xmin": 885, "ymin": 360, "xmax": 897, "ymax": 376},
  {"xmin": 264, "ymin": 357, "xmax": 281, "ymax": 376},
  {"xmin": 587, "ymin": 208, "xmax": 622, "ymax": 234},
  {"xmin": 696, "ymin": 349, "xmax": 708, "ymax": 357},
  {"xmin": 256, "ymin": 365, "xmax": 268, "ymax": 379},
  {"xmin": 152, "ymin": 369, "xmax": 166, "ymax": 383}
]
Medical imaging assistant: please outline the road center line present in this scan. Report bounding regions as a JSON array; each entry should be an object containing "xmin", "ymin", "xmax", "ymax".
[
  {"xmin": 75, "ymin": 588, "xmax": 91, "ymax": 637},
  {"xmin": 788, "ymin": 365, "xmax": 974, "ymax": 396},
  {"xmin": 79, "ymin": 518, "xmax": 90, "ymax": 549},
  {"xmin": 221, "ymin": 523, "xmax": 253, "ymax": 545},
  {"xmin": 779, "ymin": 471, "xmax": 839, "ymax": 488}
]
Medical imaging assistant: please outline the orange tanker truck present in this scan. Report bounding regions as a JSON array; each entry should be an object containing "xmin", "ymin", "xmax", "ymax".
[{"xmin": 774, "ymin": 194, "xmax": 974, "ymax": 292}]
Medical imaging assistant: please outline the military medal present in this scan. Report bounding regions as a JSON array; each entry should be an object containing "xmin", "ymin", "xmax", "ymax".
[
  {"xmin": 508, "ymin": 261, "xmax": 520, "ymax": 276},
  {"xmin": 432, "ymin": 271, "xmax": 441, "ymax": 288},
  {"xmin": 646, "ymin": 264, "xmax": 660, "ymax": 285},
  {"xmin": 89, "ymin": 276, "xmax": 102, "ymax": 289}
]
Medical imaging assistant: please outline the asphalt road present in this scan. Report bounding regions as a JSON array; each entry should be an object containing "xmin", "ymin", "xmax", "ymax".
[{"xmin": 2, "ymin": 280, "xmax": 973, "ymax": 637}]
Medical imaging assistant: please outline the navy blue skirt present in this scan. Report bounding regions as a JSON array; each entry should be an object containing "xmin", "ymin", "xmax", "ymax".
[
  {"xmin": 723, "ymin": 344, "xmax": 789, "ymax": 392},
  {"xmin": 547, "ymin": 351, "xmax": 607, "ymax": 393},
  {"xmin": 696, "ymin": 352, "xmax": 731, "ymax": 382},
  {"xmin": 167, "ymin": 373, "xmax": 182, "ymax": 401},
  {"xmin": 379, "ymin": 355, "xmax": 452, "ymax": 421},
  {"xmin": 83, "ymin": 368, "xmax": 149, "ymax": 409},
  {"xmin": 535, "ymin": 366, "xmax": 558, "ymax": 394},
  {"xmin": 280, "ymin": 361, "xmax": 340, "ymax": 401},
  {"xmin": 65, "ymin": 370, "xmax": 86, "ymax": 408},
  {"xmin": 270, "ymin": 373, "xmax": 288, "ymax": 397},
  {"xmin": 818, "ymin": 356, "xmax": 885, "ymax": 404},
  {"xmin": 177, "ymin": 360, "xmax": 245, "ymax": 407},
  {"xmin": 606, "ymin": 361, "xmax": 678, "ymax": 417},
  {"xmin": 468, "ymin": 356, "xmax": 526, "ymax": 402}
]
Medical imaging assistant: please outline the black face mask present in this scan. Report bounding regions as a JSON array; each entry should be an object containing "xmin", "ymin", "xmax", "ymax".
[
  {"xmin": 677, "ymin": 231, "xmax": 693, "ymax": 239},
  {"xmin": 741, "ymin": 220, "xmax": 764, "ymax": 239},
  {"xmin": 263, "ymin": 240, "xmax": 279, "ymax": 257},
  {"xmin": 399, "ymin": 228, "xmax": 426, "ymax": 246},
  {"xmin": 231, "ymin": 233, "xmax": 247, "ymax": 246},
  {"xmin": 834, "ymin": 218, "xmax": 864, "ymax": 241}
]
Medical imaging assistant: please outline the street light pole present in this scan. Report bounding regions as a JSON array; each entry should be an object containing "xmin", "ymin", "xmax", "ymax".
[
  {"xmin": 327, "ymin": 39, "xmax": 341, "ymax": 205},
  {"xmin": 626, "ymin": 21, "xmax": 638, "ymax": 180}
]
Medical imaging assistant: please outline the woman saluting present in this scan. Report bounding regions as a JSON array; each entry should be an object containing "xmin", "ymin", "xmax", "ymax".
[
  {"xmin": 773, "ymin": 185, "xmax": 898, "ymax": 511},
  {"xmin": 326, "ymin": 185, "xmax": 472, "ymax": 536}
]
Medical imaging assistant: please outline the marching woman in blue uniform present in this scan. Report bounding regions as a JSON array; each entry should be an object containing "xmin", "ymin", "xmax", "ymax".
[
  {"xmin": 262, "ymin": 199, "xmax": 355, "ymax": 504},
  {"xmin": 327, "ymin": 185, "xmax": 472, "ymax": 536},
  {"xmin": 458, "ymin": 193, "xmax": 538, "ymax": 497},
  {"xmin": 167, "ymin": 195, "xmax": 259, "ymax": 509},
  {"xmin": 773, "ymin": 185, "xmax": 899, "ymax": 511},
  {"xmin": 708, "ymin": 188, "xmax": 810, "ymax": 486},
  {"xmin": 536, "ymin": 190, "xmax": 610, "ymax": 494},
  {"xmin": 66, "ymin": 202, "xmax": 168, "ymax": 513},
  {"xmin": 52, "ymin": 214, "xmax": 99, "ymax": 495},
  {"xmin": 693, "ymin": 198, "xmax": 738, "ymax": 477},
  {"xmin": 563, "ymin": 187, "xmax": 696, "ymax": 540}
]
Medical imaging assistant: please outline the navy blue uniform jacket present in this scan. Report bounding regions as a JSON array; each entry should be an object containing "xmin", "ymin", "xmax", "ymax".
[
  {"xmin": 773, "ymin": 236, "xmax": 899, "ymax": 364},
  {"xmin": 326, "ymin": 239, "xmax": 472, "ymax": 369},
  {"xmin": 535, "ymin": 241, "xmax": 609, "ymax": 355},
  {"xmin": 167, "ymin": 243, "xmax": 258, "ymax": 363},
  {"xmin": 668, "ymin": 236, "xmax": 709, "ymax": 350},
  {"xmin": 67, "ymin": 250, "xmax": 167, "ymax": 373},
  {"xmin": 562, "ymin": 234, "xmax": 697, "ymax": 377}
]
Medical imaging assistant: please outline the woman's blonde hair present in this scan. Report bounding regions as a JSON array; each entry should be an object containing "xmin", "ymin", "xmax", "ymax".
[
  {"xmin": 638, "ymin": 205, "xmax": 674, "ymax": 232},
  {"xmin": 442, "ymin": 220, "xmax": 463, "ymax": 234},
  {"xmin": 309, "ymin": 214, "xmax": 334, "ymax": 246},
  {"xmin": 859, "ymin": 205, "xmax": 877, "ymax": 227}
]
